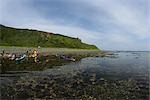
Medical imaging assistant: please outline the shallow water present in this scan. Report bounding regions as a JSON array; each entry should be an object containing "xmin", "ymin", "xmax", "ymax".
[
  {"xmin": 1, "ymin": 51, "xmax": 150, "ymax": 99},
  {"xmin": 40, "ymin": 51, "xmax": 150, "ymax": 78}
]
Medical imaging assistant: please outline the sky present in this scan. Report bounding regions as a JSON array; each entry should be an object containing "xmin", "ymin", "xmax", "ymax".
[{"xmin": 0, "ymin": 0, "xmax": 149, "ymax": 51}]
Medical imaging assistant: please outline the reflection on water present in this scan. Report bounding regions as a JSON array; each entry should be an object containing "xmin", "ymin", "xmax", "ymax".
[
  {"xmin": 42, "ymin": 51, "xmax": 149, "ymax": 77},
  {"xmin": 1, "ymin": 51, "xmax": 150, "ymax": 99}
]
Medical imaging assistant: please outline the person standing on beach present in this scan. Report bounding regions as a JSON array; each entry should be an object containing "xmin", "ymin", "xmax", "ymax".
[{"xmin": 33, "ymin": 49, "xmax": 38, "ymax": 62}]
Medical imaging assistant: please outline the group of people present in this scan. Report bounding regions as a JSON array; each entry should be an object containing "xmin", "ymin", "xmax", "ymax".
[{"xmin": 1, "ymin": 49, "xmax": 38, "ymax": 63}]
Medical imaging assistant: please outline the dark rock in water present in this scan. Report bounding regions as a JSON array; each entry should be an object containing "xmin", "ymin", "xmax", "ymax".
[
  {"xmin": 100, "ymin": 78, "xmax": 105, "ymax": 81},
  {"xmin": 1, "ymin": 73, "xmax": 149, "ymax": 100}
]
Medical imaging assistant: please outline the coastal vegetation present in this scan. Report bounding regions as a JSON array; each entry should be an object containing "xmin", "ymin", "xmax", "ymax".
[{"xmin": 0, "ymin": 25, "xmax": 98, "ymax": 49}]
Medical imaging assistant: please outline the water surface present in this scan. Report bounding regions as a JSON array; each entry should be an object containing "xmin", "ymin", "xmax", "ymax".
[
  {"xmin": 41, "ymin": 51, "xmax": 150, "ymax": 78},
  {"xmin": 1, "ymin": 51, "xmax": 149, "ymax": 99}
]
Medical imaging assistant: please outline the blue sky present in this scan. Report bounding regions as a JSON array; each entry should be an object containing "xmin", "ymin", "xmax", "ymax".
[{"xmin": 0, "ymin": 0, "xmax": 149, "ymax": 50}]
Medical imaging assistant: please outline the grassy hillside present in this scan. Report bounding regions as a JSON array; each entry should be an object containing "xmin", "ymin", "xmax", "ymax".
[{"xmin": 0, "ymin": 25, "xmax": 98, "ymax": 49}]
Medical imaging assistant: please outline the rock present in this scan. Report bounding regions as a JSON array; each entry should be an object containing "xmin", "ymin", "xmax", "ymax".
[{"xmin": 100, "ymin": 78, "xmax": 105, "ymax": 81}]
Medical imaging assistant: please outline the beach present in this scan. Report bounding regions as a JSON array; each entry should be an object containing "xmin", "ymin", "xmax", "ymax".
[{"xmin": 0, "ymin": 47, "xmax": 149, "ymax": 99}]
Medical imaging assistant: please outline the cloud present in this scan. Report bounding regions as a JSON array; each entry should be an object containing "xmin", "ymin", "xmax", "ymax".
[
  {"xmin": 83, "ymin": 0, "xmax": 149, "ymax": 38},
  {"xmin": 0, "ymin": 0, "xmax": 149, "ymax": 50}
]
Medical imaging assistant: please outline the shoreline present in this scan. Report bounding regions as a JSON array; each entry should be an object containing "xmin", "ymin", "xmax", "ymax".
[
  {"xmin": 0, "ymin": 46, "xmax": 101, "ymax": 56},
  {"xmin": 0, "ymin": 47, "xmax": 104, "ymax": 73},
  {"xmin": 0, "ymin": 47, "xmax": 102, "ymax": 87}
]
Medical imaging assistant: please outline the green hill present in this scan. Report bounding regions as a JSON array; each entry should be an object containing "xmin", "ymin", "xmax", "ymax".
[{"xmin": 0, "ymin": 25, "xmax": 99, "ymax": 49}]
